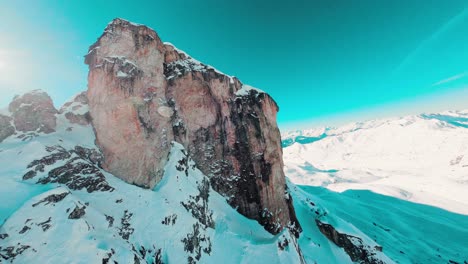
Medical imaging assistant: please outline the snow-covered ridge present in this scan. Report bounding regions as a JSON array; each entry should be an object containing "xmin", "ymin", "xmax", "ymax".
[
  {"xmin": 235, "ymin": 84, "xmax": 265, "ymax": 97},
  {"xmin": 164, "ymin": 56, "xmax": 211, "ymax": 80},
  {"xmin": 162, "ymin": 42, "xmax": 268, "ymax": 100},
  {"xmin": 163, "ymin": 42, "xmax": 236, "ymax": 83},
  {"xmin": 282, "ymin": 110, "xmax": 468, "ymax": 147},
  {"xmin": 283, "ymin": 109, "xmax": 468, "ymax": 215}
]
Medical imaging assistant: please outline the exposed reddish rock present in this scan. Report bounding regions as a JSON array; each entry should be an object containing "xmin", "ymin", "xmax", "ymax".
[
  {"xmin": 0, "ymin": 114, "xmax": 15, "ymax": 142},
  {"xmin": 8, "ymin": 90, "xmax": 57, "ymax": 133},
  {"xmin": 85, "ymin": 18, "xmax": 171, "ymax": 188},
  {"xmin": 85, "ymin": 18, "xmax": 300, "ymax": 234}
]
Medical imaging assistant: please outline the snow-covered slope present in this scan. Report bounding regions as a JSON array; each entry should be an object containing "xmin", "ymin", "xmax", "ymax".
[
  {"xmin": 0, "ymin": 108, "xmax": 302, "ymax": 263},
  {"xmin": 283, "ymin": 110, "xmax": 468, "ymax": 215},
  {"xmin": 294, "ymin": 185, "xmax": 468, "ymax": 263},
  {"xmin": 1, "ymin": 93, "xmax": 467, "ymax": 263},
  {"xmin": 0, "ymin": 94, "xmax": 394, "ymax": 263}
]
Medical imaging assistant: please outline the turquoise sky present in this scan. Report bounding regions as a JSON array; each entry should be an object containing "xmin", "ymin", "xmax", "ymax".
[{"xmin": 1, "ymin": 0, "xmax": 468, "ymax": 129}]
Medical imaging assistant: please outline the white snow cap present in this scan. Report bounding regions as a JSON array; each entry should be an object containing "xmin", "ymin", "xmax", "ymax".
[{"xmin": 235, "ymin": 84, "xmax": 265, "ymax": 96}]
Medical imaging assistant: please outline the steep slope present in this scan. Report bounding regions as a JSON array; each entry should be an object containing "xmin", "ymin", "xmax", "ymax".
[
  {"xmin": 283, "ymin": 111, "xmax": 468, "ymax": 214},
  {"xmin": 85, "ymin": 18, "xmax": 297, "ymax": 234},
  {"xmin": 0, "ymin": 106, "xmax": 303, "ymax": 263},
  {"xmin": 294, "ymin": 185, "xmax": 468, "ymax": 264},
  {"xmin": 0, "ymin": 91, "xmax": 394, "ymax": 263}
]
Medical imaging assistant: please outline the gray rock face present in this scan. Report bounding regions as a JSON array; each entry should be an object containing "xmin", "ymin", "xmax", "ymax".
[
  {"xmin": 8, "ymin": 90, "xmax": 58, "ymax": 133},
  {"xmin": 85, "ymin": 18, "xmax": 300, "ymax": 234},
  {"xmin": 0, "ymin": 115, "xmax": 15, "ymax": 142}
]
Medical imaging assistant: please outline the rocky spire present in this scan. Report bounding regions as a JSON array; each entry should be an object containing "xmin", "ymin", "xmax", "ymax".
[{"xmin": 85, "ymin": 18, "xmax": 300, "ymax": 234}]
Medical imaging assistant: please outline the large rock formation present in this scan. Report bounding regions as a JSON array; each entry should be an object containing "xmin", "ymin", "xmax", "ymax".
[
  {"xmin": 85, "ymin": 18, "xmax": 299, "ymax": 234},
  {"xmin": 8, "ymin": 90, "xmax": 57, "ymax": 133}
]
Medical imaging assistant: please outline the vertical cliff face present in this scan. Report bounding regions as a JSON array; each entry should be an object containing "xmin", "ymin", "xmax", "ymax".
[
  {"xmin": 85, "ymin": 19, "xmax": 171, "ymax": 188},
  {"xmin": 85, "ymin": 18, "xmax": 300, "ymax": 234}
]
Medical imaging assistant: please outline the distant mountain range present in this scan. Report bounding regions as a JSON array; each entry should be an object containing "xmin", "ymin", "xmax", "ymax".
[{"xmin": 282, "ymin": 110, "xmax": 468, "ymax": 215}]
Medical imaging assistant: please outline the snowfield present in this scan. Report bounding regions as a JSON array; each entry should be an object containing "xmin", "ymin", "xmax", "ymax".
[{"xmin": 283, "ymin": 111, "xmax": 468, "ymax": 215}]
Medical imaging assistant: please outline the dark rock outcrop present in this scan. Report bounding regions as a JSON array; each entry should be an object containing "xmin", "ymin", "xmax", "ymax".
[
  {"xmin": 32, "ymin": 192, "xmax": 69, "ymax": 207},
  {"xmin": 182, "ymin": 223, "xmax": 212, "ymax": 263},
  {"xmin": 24, "ymin": 145, "xmax": 113, "ymax": 193},
  {"xmin": 8, "ymin": 90, "xmax": 57, "ymax": 133},
  {"xmin": 85, "ymin": 18, "xmax": 300, "ymax": 234},
  {"xmin": 316, "ymin": 220, "xmax": 386, "ymax": 264},
  {"xmin": 0, "ymin": 244, "xmax": 31, "ymax": 262},
  {"xmin": 68, "ymin": 205, "xmax": 86, "ymax": 219},
  {"xmin": 118, "ymin": 210, "xmax": 134, "ymax": 240}
]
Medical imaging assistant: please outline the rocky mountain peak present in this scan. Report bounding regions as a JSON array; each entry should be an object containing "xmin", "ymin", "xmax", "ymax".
[
  {"xmin": 0, "ymin": 89, "xmax": 93, "ymax": 143},
  {"xmin": 84, "ymin": 19, "xmax": 299, "ymax": 234},
  {"xmin": 7, "ymin": 89, "xmax": 58, "ymax": 134}
]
